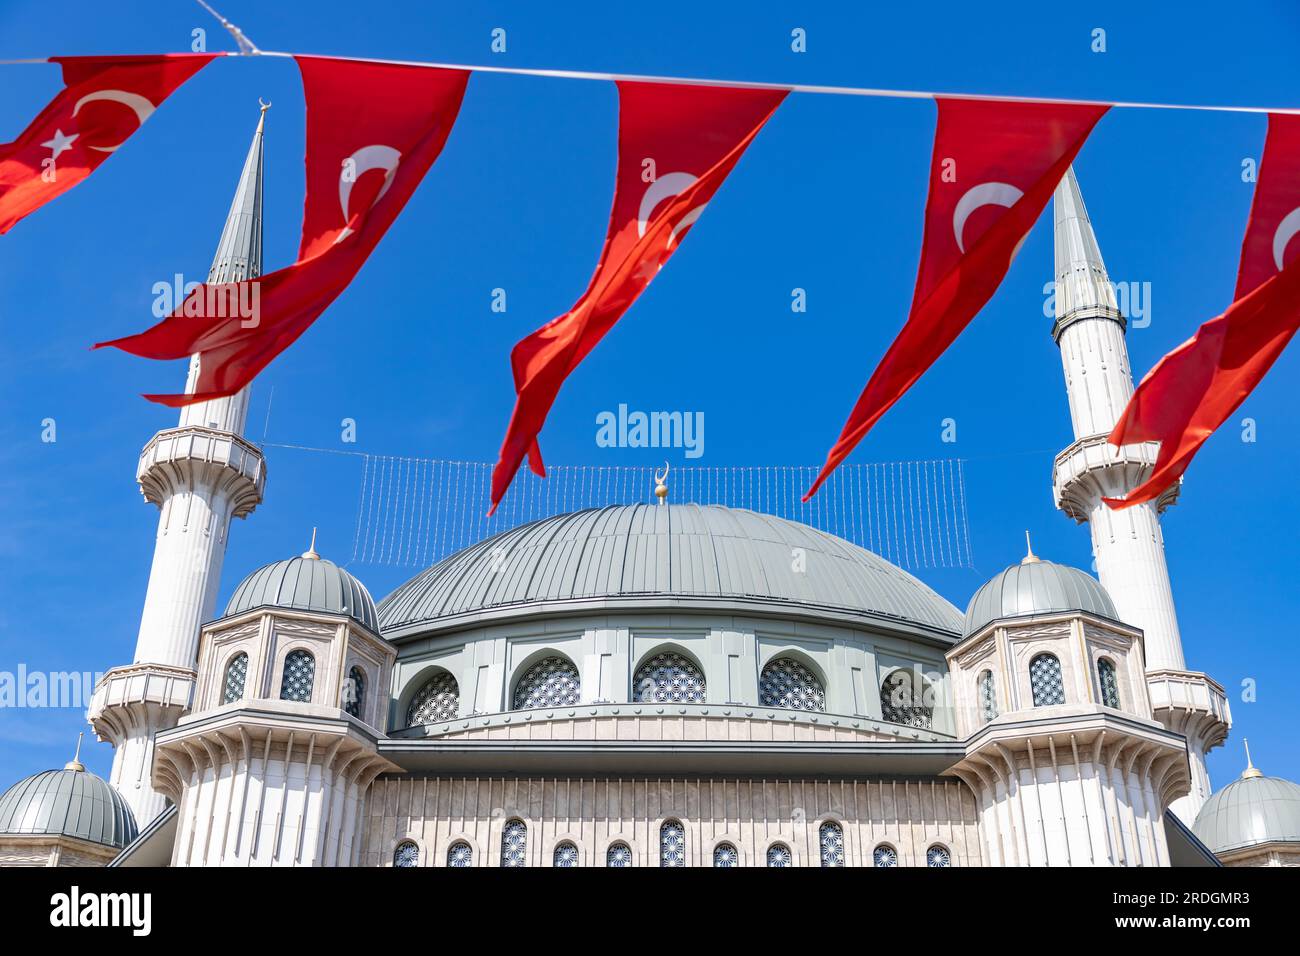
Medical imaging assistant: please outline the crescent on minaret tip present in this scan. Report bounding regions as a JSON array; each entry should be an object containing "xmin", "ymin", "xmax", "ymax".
[{"xmin": 653, "ymin": 462, "xmax": 670, "ymax": 505}]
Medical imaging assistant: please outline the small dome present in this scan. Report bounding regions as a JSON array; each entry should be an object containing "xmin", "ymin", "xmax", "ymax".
[
  {"xmin": 225, "ymin": 554, "xmax": 378, "ymax": 632},
  {"xmin": 1193, "ymin": 765, "xmax": 1300, "ymax": 854},
  {"xmin": 0, "ymin": 767, "xmax": 137, "ymax": 849},
  {"xmin": 964, "ymin": 556, "xmax": 1117, "ymax": 638}
]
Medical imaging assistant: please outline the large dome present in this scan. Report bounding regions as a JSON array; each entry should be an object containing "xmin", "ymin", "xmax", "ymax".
[
  {"xmin": 964, "ymin": 556, "xmax": 1118, "ymax": 638},
  {"xmin": 1193, "ymin": 766, "xmax": 1300, "ymax": 854},
  {"xmin": 226, "ymin": 554, "xmax": 378, "ymax": 632},
  {"xmin": 0, "ymin": 766, "xmax": 137, "ymax": 850},
  {"xmin": 378, "ymin": 504, "xmax": 963, "ymax": 636}
]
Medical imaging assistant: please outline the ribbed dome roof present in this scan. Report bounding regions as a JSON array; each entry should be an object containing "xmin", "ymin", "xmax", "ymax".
[
  {"xmin": 226, "ymin": 555, "xmax": 378, "ymax": 632},
  {"xmin": 0, "ymin": 767, "xmax": 137, "ymax": 849},
  {"xmin": 1193, "ymin": 769, "xmax": 1300, "ymax": 854},
  {"xmin": 964, "ymin": 557, "xmax": 1117, "ymax": 637},
  {"xmin": 378, "ymin": 504, "xmax": 963, "ymax": 636}
]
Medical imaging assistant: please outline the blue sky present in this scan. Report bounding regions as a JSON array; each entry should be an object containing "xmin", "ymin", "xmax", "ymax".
[{"xmin": 1, "ymin": 1, "xmax": 1297, "ymax": 794}]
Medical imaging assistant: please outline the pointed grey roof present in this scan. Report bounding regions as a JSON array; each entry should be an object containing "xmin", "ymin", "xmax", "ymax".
[
  {"xmin": 1052, "ymin": 167, "xmax": 1124, "ymax": 341},
  {"xmin": 0, "ymin": 767, "xmax": 138, "ymax": 849},
  {"xmin": 206, "ymin": 107, "xmax": 265, "ymax": 284},
  {"xmin": 225, "ymin": 554, "xmax": 379, "ymax": 632},
  {"xmin": 964, "ymin": 557, "xmax": 1118, "ymax": 638}
]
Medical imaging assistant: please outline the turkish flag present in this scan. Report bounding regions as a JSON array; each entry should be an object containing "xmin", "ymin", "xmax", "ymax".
[
  {"xmin": 489, "ymin": 81, "xmax": 786, "ymax": 513},
  {"xmin": 0, "ymin": 54, "xmax": 215, "ymax": 234},
  {"xmin": 1105, "ymin": 114, "xmax": 1300, "ymax": 508},
  {"xmin": 804, "ymin": 98, "xmax": 1108, "ymax": 500},
  {"xmin": 96, "ymin": 56, "xmax": 469, "ymax": 405}
]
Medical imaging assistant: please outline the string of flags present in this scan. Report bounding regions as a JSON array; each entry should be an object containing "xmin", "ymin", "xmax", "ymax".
[{"xmin": 1, "ymin": 51, "xmax": 1297, "ymax": 513}]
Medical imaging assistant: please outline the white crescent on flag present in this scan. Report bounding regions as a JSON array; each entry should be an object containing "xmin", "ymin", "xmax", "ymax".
[
  {"xmin": 953, "ymin": 181, "xmax": 1024, "ymax": 252},
  {"xmin": 72, "ymin": 89, "xmax": 157, "ymax": 152},
  {"xmin": 335, "ymin": 144, "xmax": 401, "ymax": 243}
]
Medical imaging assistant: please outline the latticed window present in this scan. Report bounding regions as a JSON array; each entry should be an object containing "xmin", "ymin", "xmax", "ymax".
[
  {"xmin": 758, "ymin": 657, "xmax": 825, "ymax": 712},
  {"xmin": 501, "ymin": 820, "xmax": 527, "ymax": 867},
  {"xmin": 713, "ymin": 842, "xmax": 739, "ymax": 867},
  {"xmin": 819, "ymin": 822, "xmax": 845, "ymax": 867},
  {"xmin": 926, "ymin": 844, "xmax": 952, "ymax": 867},
  {"xmin": 405, "ymin": 671, "xmax": 460, "ymax": 726},
  {"xmin": 279, "ymin": 650, "xmax": 315, "ymax": 702},
  {"xmin": 1097, "ymin": 658, "xmax": 1120, "ymax": 708},
  {"xmin": 660, "ymin": 820, "xmax": 686, "ymax": 867},
  {"xmin": 222, "ymin": 652, "xmax": 248, "ymax": 705},
  {"xmin": 767, "ymin": 843, "xmax": 792, "ymax": 868},
  {"xmin": 393, "ymin": 841, "xmax": 419, "ymax": 868},
  {"xmin": 553, "ymin": 841, "xmax": 579, "ymax": 867},
  {"xmin": 1030, "ymin": 653, "xmax": 1066, "ymax": 707},
  {"xmin": 873, "ymin": 844, "xmax": 898, "ymax": 867},
  {"xmin": 880, "ymin": 669, "xmax": 933, "ymax": 728},
  {"xmin": 634, "ymin": 652, "xmax": 706, "ymax": 703},
  {"xmin": 606, "ymin": 842, "xmax": 633, "ymax": 868},
  {"xmin": 512, "ymin": 656, "xmax": 580, "ymax": 709},
  {"xmin": 447, "ymin": 841, "xmax": 473, "ymax": 867},
  {"xmin": 344, "ymin": 666, "xmax": 365, "ymax": 718},
  {"xmin": 979, "ymin": 669, "xmax": 997, "ymax": 723}
]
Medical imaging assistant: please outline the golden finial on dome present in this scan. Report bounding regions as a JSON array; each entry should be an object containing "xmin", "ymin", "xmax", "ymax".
[
  {"xmin": 1021, "ymin": 530, "xmax": 1040, "ymax": 565},
  {"xmin": 1242, "ymin": 739, "xmax": 1263, "ymax": 779},
  {"xmin": 654, "ymin": 462, "xmax": 670, "ymax": 505},
  {"xmin": 302, "ymin": 527, "xmax": 320, "ymax": 560},
  {"xmin": 64, "ymin": 732, "xmax": 85, "ymax": 772}
]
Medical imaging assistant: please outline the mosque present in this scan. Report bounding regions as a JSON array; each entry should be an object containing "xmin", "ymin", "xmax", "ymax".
[{"xmin": 1, "ymin": 107, "xmax": 1297, "ymax": 868}]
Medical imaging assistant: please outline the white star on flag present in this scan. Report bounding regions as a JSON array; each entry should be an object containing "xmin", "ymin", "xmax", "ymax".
[{"xmin": 41, "ymin": 128, "xmax": 78, "ymax": 159}]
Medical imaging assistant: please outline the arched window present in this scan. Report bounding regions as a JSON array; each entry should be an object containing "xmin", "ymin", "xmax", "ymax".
[
  {"xmin": 713, "ymin": 842, "xmax": 739, "ymax": 867},
  {"xmin": 660, "ymin": 820, "xmax": 686, "ymax": 867},
  {"xmin": 1029, "ymin": 653, "xmax": 1066, "ymax": 707},
  {"xmin": 979, "ymin": 669, "xmax": 998, "ymax": 723},
  {"xmin": 222, "ymin": 652, "xmax": 248, "ymax": 705},
  {"xmin": 873, "ymin": 844, "xmax": 898, "ymax": 867},
  {"xmin": 501, "ymin": 820, "xmax": 527, "ymax": 867},
  {"xmin": 1097, "ymin": 658, "xmax": 1120, "ymax": 709},
  {"xmin": 926, "ymin": 844, "xmax": 952, "ymax": 867},
  {"xmin": 405, "ymin": 670, "xmax": 460, "ymax": 726},
  {"xmin": 512, "ymin": 656, "xmax": 580, "ymax": 710},
  {"xmin": 280, "ymin": 649, "xmax": 315, "ymax": 702},
  {"xmin": 447, "ymin": 841, "xmax": 473, "ymax": 867},
  {"xmin": 344, "ymin": 665, "xmax": 365, "ymax": 718},
  {"xmin": 393, "ymin": 841, "xmax": 419, "ymax": 867},
  {"xmin": 758, "ymin": 657, "xmax": 825, "ymax": 712},
  {"xmin": 634, "ymin": 651, "xmax": 706, "ymax": 703},
  {"xmin": 880, "ymin": 669, "xmax": 933, "ymax": 728},
  {"xmin": 553, "ymin": 841, "xmax": 579, "ymax": 867},
  {"xmin": 766, "ymin": 843, "xmax": 792, "ymax": 868},
  {"xmin": 606, "ymin": 842, "xmax": 633, "ymax": 868},
  {"xmin": 819, "ymin": 822, "xmax": 845, "ymax": 867}
]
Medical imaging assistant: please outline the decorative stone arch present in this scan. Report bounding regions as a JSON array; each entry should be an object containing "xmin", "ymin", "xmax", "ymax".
[
  {"xmin": 762, "ymin": 836, "xmax": 802, "ymax": 867},
  {"xmin": 271, "ymin": 642, "xmax": 320, "ymax": 704},
  {"xmin": 508, "ymin": 648, "xmax": 582, "ymax": 710},
  {"xmin": 396, "ymin": 663, "xmax": 462, "ymax": 728},
  {"xmin": 1094, "ymin": 654, "xmax": 1122, "ymax": 709},
  {"xmin": 925, "ymin": 841, "xmax": 954, "ymax": 867},
  {"xmin": 757, "ymin": 647, "xmax": 830, "ymax": 711},
  {"xmin": 544, "ymin": 831, "xmax": 587, "ymax": 867},
  {"xmin": 1008, "ymin": 631, "xmax": 1077, "ymax": 709},
  {"xmin": 871, "ymin": 839, "xmax": 902, "ymax": 867},
  {"xmin": 341, "ymin": 655, "xmax": 374, "ymax": 724},
  {"xmin": 811, "ymin": 812, "xmax": 851, "ymax": 866},
  {"xmin": 706, "ymin": 831, "xmax": 748, "ymax": 867},
  {"xmin": 650, "ymin": 814, "xmax": 694, "ymax": 867},
  {"xmin": 388, "ymin": 835, "xmax": 428, "ymax": 868},
  {"xmin": 877, "ymin": 663, "xmax": 938, "ymax": 727},
  {"xmin": 487, "ymin": 811, "xmax": 536, "ymax": 867},
  {"xmin": 597, "ymin": 833, "xmax": 640, "ymax": 867},
  {"xmin": 631, "ymin": 642, "xmax": 709, "ymax": 703},
  {"xmin": 437, "ymin": 832, "xmax": 483, "ymax": 868},
  {"xmin": 215, "ymin": 647, "xmax": 252, "ymax": 708}
]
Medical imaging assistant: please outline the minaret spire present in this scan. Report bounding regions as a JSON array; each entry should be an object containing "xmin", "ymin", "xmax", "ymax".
[
  {"xmin": 88, "ymin": 106, "xmax": 270, "ymax": 827},
  {"xmin": 1049, "ymin": 166, "xmax": 1229, "ymax": 820}
]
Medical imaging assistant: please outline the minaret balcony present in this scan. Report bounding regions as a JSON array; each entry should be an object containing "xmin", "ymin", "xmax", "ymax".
[
  {"xmin": 1146, "ymin": 669, "xmax": 1231, "ymax": 751},
  {"xmin": 87, "ymin": 662, "xmax": 196, "ymax": 746},
  {"xmin": 136, "ymin": 425, "xmax": 266, "ymax": 518},
  {"xmin": 1053, "ymin": 434, "xmax": 1179, "ymax": 520}
]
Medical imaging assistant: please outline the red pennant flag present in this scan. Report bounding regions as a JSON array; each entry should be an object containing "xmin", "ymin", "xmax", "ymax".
[
  {"xmin": 489, "ymin": 81, "xmax": 786, "ymax": 514},
  {"xmin": 1105, "ymin": 114, "xmax": 1300, "ymax": 508},
  {"xmin": 0, "ymin": 54, "xmax": 215, "ymax": 234},
  {"xmin": 804, "ymin": 98, "xmax": 1108, "ymax": 500},
  {"xmin": 95, "ymin": 56, "xmax": 468, "ymax": 405}
]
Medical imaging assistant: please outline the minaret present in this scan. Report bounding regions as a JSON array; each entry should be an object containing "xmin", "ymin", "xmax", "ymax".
[
  {"xmin": 88, "ymin": 106, "xmax": 269, "ymax": 827},
  {"xmin": 1050, "ymin": 167, "xmax": 1229, "ymax": 820}
]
